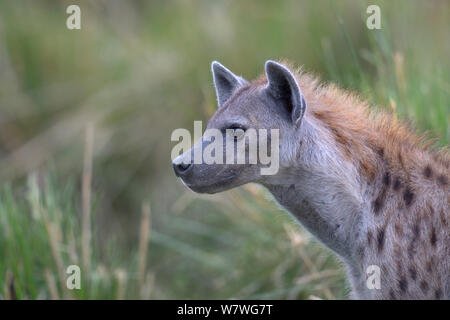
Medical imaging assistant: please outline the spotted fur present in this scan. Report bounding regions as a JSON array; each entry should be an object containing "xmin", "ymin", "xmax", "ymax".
[{"xmin": 174, "ymin": 60, "xmax": 450, "ymax": 300}]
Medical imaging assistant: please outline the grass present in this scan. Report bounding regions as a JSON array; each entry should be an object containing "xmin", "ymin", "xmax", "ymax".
[
  {"xmin": 0, "ymin": 1, "xmax": 448, "ymax": 299},
  {"xmin": 0, "ymin": 158, "xmax": 346, "ymax": 299}
]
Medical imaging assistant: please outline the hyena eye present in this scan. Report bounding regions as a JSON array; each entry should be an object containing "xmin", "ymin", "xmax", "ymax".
[{"xmin": 226, "ymin": 125, "xmax": 246, "ymax": 141}]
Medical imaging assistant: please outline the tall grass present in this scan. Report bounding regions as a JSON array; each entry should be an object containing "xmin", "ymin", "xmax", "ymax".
[
  {"xmin": 0, "ymin": 0, "xmax": 448, "ymax": 299},
  {"xmin": 0, "ymin": 137, "xmax": 346, "ymax": 299}
]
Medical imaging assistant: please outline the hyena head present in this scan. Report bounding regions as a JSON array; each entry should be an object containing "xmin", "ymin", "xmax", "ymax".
[{"xmin": 173, "ymin": 60, "xmax": 307, "ymax": 194}]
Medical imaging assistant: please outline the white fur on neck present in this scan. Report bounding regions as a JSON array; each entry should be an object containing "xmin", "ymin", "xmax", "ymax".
[{"xmin": 262, "ymin": 116, "xmax": 367, "ymax": 266}]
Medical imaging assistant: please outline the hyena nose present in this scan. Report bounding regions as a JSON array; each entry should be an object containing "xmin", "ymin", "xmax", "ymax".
[{"xmin": 172, "ymin": 161, "xmax": 193, "ymax": 177}]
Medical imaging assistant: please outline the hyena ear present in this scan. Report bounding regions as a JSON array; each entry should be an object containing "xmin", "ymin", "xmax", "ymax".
[
  {"xmin": 211, "ymin": 61, "xmax": 247, "ymax": 108},
  {"xmin": 264, "ymin": 60, "xmax": 306, "ymax": 126}
]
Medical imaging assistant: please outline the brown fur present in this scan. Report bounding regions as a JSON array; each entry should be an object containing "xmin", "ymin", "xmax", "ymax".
[
  {"xmin": 253, "ymin": 61, "xmax": 449, "ymax": 299},
  {"xmin": 254, "ymin": 61, "xmax": 449, "ymax": 184}
]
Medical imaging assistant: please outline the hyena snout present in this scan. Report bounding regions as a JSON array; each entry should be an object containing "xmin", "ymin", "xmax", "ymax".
[{"xmin": 172, "ymin": 156, "xmax": 193, "ymax": 177}]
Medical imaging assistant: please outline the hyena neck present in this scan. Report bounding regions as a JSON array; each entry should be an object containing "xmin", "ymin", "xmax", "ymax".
[
  {"xmin": 263, "ymin": 104, "xmax": 449, "ymax": 299},
  {"xmin": 263, "ymin": 118, "xmax": 367, "ymax": 264},
  {"xmin": 253, "ymin": 66, "xmax": 448, "ymax": 298}
]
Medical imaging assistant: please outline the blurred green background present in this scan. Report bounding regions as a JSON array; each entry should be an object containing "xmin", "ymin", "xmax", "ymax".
[{"xmin": 0, "ymin": 0, "xmax": 448, "ymax": 299}]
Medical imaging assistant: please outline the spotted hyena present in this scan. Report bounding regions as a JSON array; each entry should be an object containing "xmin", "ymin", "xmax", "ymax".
[{"xmin": 172, "ymin": 60, "xmax": 449, "ymax": 299}]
